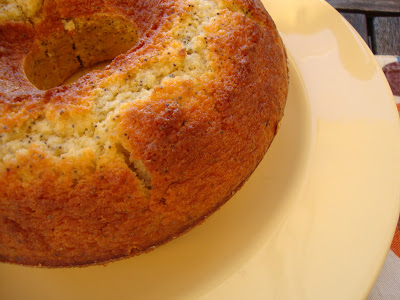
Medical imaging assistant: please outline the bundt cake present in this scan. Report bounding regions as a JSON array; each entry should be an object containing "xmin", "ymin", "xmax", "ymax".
[{"xmin": 0, "ymin": 0, "xmax": 288, "ymax": 267}]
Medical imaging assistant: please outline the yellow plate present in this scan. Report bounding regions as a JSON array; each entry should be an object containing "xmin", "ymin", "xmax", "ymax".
[{"xmin": 1, "ymin": 0, "xmax": 400, "ymax": 299}]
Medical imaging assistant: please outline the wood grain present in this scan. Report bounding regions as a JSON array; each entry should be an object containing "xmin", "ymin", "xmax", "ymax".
[
  {"xmin": 326, "ymin": 0, "xmax": 400, "ymax": 13},
  {"xmin": 372, "ymin": 16, "xmax": 400, "ymax": 54}
]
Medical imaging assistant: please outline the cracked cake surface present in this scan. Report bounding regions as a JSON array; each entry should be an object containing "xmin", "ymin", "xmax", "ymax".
[{"xmin": 0, "ymin": 0, "xmax": 288, "ymax": 267}]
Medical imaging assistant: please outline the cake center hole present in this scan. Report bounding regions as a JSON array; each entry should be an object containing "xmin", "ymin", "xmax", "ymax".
[{"xmin": 24, "ymin": 15, "xmax": 138, "ymax": 90}]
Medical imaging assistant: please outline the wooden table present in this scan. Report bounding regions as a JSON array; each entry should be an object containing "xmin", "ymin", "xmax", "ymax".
[{"xmin": 326, "ymin": 0, "xmax": 400, "ymax": 55}]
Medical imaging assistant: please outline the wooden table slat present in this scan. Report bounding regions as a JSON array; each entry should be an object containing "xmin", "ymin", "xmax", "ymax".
[
  {"xmin": 326, "ymin": 0, "xmax": 400, "ymax": 14},
  {"xmin": 371, "ymin": 16, "xmax": 400, "ymax": 55}
]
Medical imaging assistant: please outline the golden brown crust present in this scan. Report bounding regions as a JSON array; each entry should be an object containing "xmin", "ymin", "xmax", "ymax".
[{"xmin": 0, "ymin": 0, "xmax": 288, "ymax": 267}]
